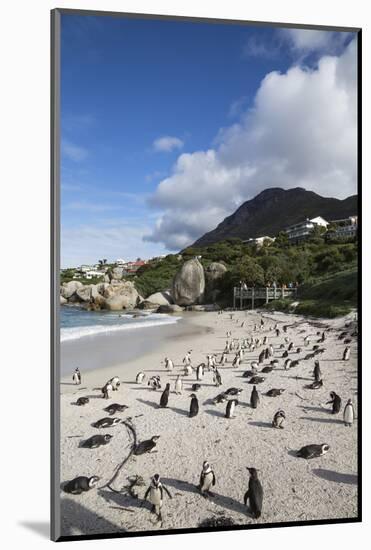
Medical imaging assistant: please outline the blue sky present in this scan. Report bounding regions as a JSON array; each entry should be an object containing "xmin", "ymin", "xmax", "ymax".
[{"xmin": 61, "ymin": 14, "xmax": 357, "ymax": 267}]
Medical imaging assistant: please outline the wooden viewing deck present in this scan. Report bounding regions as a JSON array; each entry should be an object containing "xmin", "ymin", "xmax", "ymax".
[{"xmin": 233, "ymin": 286, "xmax": 298, "ymax": 309}]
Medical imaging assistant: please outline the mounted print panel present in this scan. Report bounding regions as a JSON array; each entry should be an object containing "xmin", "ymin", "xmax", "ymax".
[{"xmin": 51, "ymin": 8, "xmax": 361, "ymax": 542}]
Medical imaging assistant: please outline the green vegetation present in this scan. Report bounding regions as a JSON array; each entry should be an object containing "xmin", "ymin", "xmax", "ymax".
[{"xmin": 133, "ymin": 255, "xmax": 182, "ymax": 298}]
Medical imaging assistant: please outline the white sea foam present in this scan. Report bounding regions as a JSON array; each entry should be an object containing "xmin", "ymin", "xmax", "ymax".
[{"xmin": 60, "ymin": 315, "xmax": 181, "ymax": 342}]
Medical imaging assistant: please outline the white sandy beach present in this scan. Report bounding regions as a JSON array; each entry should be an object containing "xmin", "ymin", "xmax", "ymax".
[{"xmin": 59, "ymin": 309, "xmax": 358, "ymax": 537}]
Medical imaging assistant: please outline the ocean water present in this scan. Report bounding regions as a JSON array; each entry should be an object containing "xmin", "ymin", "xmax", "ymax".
[{"xmin": 60, "ymin": 307, "xmax": 181, "ymax": 342}]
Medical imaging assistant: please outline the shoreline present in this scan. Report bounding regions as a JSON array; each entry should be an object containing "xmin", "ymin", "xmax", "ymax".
[{"xmin": 60, "ymin": 308, "xmax": 358, "ymax": 536}]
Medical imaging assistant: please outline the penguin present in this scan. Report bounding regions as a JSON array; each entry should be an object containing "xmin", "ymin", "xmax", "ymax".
[
  {"xmin": 249, "ymin": 376, "xmax": 265, "ymax": 384},
  {"xmin": 72, "ymin": 368, "xmax": 81, "ymax": 385},
  {"xmin": 318, "ymin": 331, "xmax": 326, "ymax": 343},
  {"xmin": 327, "ymin": 391, "xmax": 341, "ymax": 414},
  {"xmin": 183, "ymin": 350, "xmax": 192, "ymax": 365},
  {"xmin": 164, "ymin": 357, "xmax": 174, "ymax": 371},
  {"xmin": 148, "ymin": 376, "xmax": 161, "ymax": 390},
  {"xmin": 261, "ymin": 366, "xmax": 273, "ymax": 373},
  {"xmin": 268, "ymin": 344, "xmax": 274, "ymax": 357},
  {"xmin": 136, "ymin": 372, "xmax": 146, "ymax": 384},
  {"xmin": 76, "ymin": 397, "xmax": 89, "ymax": 406},
  {"xmin": 296, "ymin": 347, "xmax": 302, "ymax": 354},
  {"xmin": 264, "ymin": 348, "xmax": 270, "ymax": 360},
  {"xmin": 101, "ymin": 382, "xmax": 113, "ymax": 399},
  {"xmin": 92, "ymin": 417, "xmax": 121, "ymax": 429},
  {"xmin": 270, "ymin": 359, "xmax": 278, "ymax": 368},
  {"xmin": 109, "ymin": 376, "xmax": 120, "ymax": 391},
  {"xmin": 225, "ymin": 399, "xmax": 238, "ymax": 418},
  {"xmin": 284, "ymin": 358, "xmax": 292, "ymax": 370},
  {"xmin": 104, "ymin": 403, "xmax": 128, "ymax": 415},
  {"xmin": 213, "ymin": 369, "xmax": 222, "ymax": 387},
  {"xmin": 307, "ymin": 379, "xmax": 323, "ymax": 389},
  {"xmin": 144, "ymin": 474, "xmax": 172, "ymax": 521},
  {"xmin": 272, "ymin": 410, "xmax": 285, "ymax": 429},
  {"xmin": 189, "ymin": 393, "xmax": 199, "ymax": 417},
  {"xmin": 196, "ymin": 363, "xmax": 204, "ymax": 381},
  {"xmin": 250, "ymin": 386, "xmax": 259, "ymax": 409},
  {"xmin": 225, "ymin": 387, "xmax": 243, "ymax": 396},
  {"xmin": 283, "ymin": 325, "xmax": 288, "ymax": 333},
  {"xmin": 212, "ymin": 392, "xmax": 227, "ymax": 404},
  {"xmin": 288, "ymin": 342, "xmax": 294, "ymax": 351},
  {"xmin": 344, "ymin": 338, "xmax": 352, "ymax": 344},
  {"xmin": 258, "ymin": 350, "xmax": 265, "ymax": 364},
  {"xmin": 313, "ymin": 361, "xmax": 322, "ymax": 382},
  {"xmin": 244, "ymin": 467, "xmax": 263, "ymax": 519},
  {"xmin": 266, "ymin": 388, "xmax": 285, "ymax": 397},
  {"xmin": 296, "ymin": 443, "xmax": 330, "ymax": 459},
  {"xmin": 174, "ymin": 375, "xmax": 183, "ymax": 395},
  {"xmin": 343, "ymin": 399, "xmax": 354, "ymax": 427},
  {"xmin": 263, "ymin": 336, "xmax": 268, "ymax": 345},
  {"xmin": 343, "ymin": 346, "xmax": 350, "ymax": 361},
  {"xmin": 304, "ymin": 335, "xmax": 310, "ymax": 346},
  {"xmin": 199, "ymin": 461, "xmax": 216, "ymax": 496},
  {"xmin": 219, "ymin": 352, "xmax": 227, "ymax": 365},
  {"xmin": 304, "ymin": 353, "xmax": 315, "ymax": 361},
  {"xmin": 81, "ymin": 434, "xmax": 113, "ymax": 449},
  {"xmin": 276, "ymin": 328, "xmax": 280, "ymax": 337},
  {"xmin": 290, "ymin": 360, "xmax": 300, "ymax": 368},
  {"xmin": 251, "ymin": 361, "xmax": 259, "ymax": 371},
  {"xmin": 192, "ymin": 383, "xmax": 201, "ymax": 392},
  {"xmin": 232, "ymin": 355, "xmax": 241, "ymax": 368},
  {"xmin": 64, "ymin": 475, "xmax": 100, "ymax": 494},
  {"xmin": 159, "ymin": 383, "xmax": 171, "ymax": 408},
  {"xmin": 184, "ymin": 364, "xmax": 193, "ymax": 377},
  {"xmin": 282, "ymin": 350, "xmax": 289, "ymax": 358},
  {"xmin": 338, "ymin": 331, "xmax": 348, "ymax": 340},
  {"xmin": 134, "ymin": 435, "xmax": 160, "ymax": 455}
]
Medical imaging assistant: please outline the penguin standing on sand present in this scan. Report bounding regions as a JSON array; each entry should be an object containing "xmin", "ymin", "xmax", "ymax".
[
  {"xmin": 213, "ymin": 368, "xmax": 222, "ymax": 387},
  {"xmin": 219, "ymin": 352, "xmax": 227, "ymax": 365},
  {"xmin": 343, "ymin": 346, "xmax": 351, "ymax": 361},
  {"xmin": 174, "ymin": 375, "xmax": 182, "ymax": 395},
  {"xmin": 189, "ymin": 393, "xmax": 199, "ymax": 417},
  {"xmin": 144, "ymin": 474, "xmax": 172, "ymax": 521},
  {"xmin": 225, "ymin": 399, "xmax": 238, "ymax": 418},
  {"xmin": 109, "ymin": 377, "xmax": 120, "ymax": 391},
  {"xmin": 199, "ymin": 461, "xmax": 216, "ymax": 496},
  {"xmin": 101, "ymin": 382, "xmax": 113, "ymax": 399},
  {"xmin": 183, "ymin": 350, "xmax": 192, "ymax": 366},
  {"xmin": 244, "ymin": 467, "xmax": 263, "ymax": 519},
  {"xmin": 343, "ymin": 399, "xmax": 354, "ymax": 427},
  {"xmin": 327, "ymin": 391, "xmax": 342, "ymax": 414},
  {"xmin": 196, "ymin": 363, "xmax": 204, "ymax": 381},
  {"xmin": 136, "ymin": 372, "xmax": 146, "ymax": 384},
  {"xmin": 64, "ymin": 475, "xmax": 100, "ymax": 494},
  {"xmin": 272, "ymin": 410, "xmax": 285, "ymax": 429},
  {"xmin": 250, "ymin": 386, "xmax": 259, "ymax": 409},
  {"xmin": 164, "ymin": 357, "xmax": 174, "ymax": 371},
  {"xmin": 313, "ymin": 361, "xmax": 322, "ymax": 382},
  {"xmin": 159, "ymin": 383, "xmax": 170, "ymax": 408},
  {"xmin": 258, "ymin": 350, "xmax": 265, "ymax": 364},
  {"xmin": 72, "ymin": 368, "xmax": 81, "ymax": 385}
]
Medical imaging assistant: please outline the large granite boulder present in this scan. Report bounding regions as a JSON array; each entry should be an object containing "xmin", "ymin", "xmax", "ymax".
[
  {"xmin": 103, "ymin": 281, "xmax": 140, "ymax": 310},
  {"xmin": 138, "ymin": 300, "xmax": 159, "ymax": 310},
  {"xmin": 173, "ymin": 258, "xmax": 205, "ymax": 306},
  {"xmin": 157, "ymin": 304, "xmax": 184, "ymax": 313},
  {"xmin": 61, "ymin": 280, "xmax": 84, "ymax": 299},
  {"xmin": 76, "ymin": 285, "xmax": 92, "ymax": 303},
  {"xmin": 111, "ymin": 267, "xmax": 125, "ymax": 281},
  {"xmin": 60, "ymin": 295, "xmax": 67, "ymax": 305},
  {"xmin": 146, "ymin": 291, "xmax": 173, "ymax": 306}
]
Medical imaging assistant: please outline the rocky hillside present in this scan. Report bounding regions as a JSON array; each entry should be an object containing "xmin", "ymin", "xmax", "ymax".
[{"xmin": 191, "ymin": 187, "xmax": 357, "ymax": 247}]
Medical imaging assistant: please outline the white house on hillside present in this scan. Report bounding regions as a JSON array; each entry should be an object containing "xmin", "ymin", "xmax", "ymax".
[
  {"xmin": 286, "ymin": 216, "xmax": 328, "ymax": 243},
  {"xmin": 329, "ymin": 215, "xmax": 358, "ymax": 239}
]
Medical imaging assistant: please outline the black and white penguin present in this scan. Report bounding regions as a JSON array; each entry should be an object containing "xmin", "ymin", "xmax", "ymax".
[
  {"xmin": 268, "ymin": 344, "xmax": 274, "ymax": 357},
  {"xmin": 327, "ymin": 391, "xmax": 341, "ymax": 414},
  {"xmin": 189, "ymin": 393, "xmax": 199, "ymax": 417},
  {"xmin": 76, "ymin": 397, "xmax": 89, "ymax": 406},
  {"xmin": 219, "ymin": 352, "xmax": 227, "ymax": 365},
  {"xmin": 343, "ymin": 399, "xmax": 354, "ymax": 427},
  {"xmin": 109, "ymin": 376, "xmax": 120, "ymax": 391},
  {"xmin": 164, "ymin": 357, "xmax": 174, "ymax": 371},
  {"xmin": 232, "ymin": 355, "xmax": 241, "ymax": 368},
  {"xmin": 81, "ymin": 434, "xmax": 113, "ymax": 449},
  {"xmin": 148, "ymin": 375, "xmax": 161, "ymax": 390},
  {"xmin": 72, "ymin": 368, "xmax": 81, "ymax": 385},
  {"xmin": 250, "ymin": 386, "xmax": 259, "ymax": 409},
  {"xmin": 225, "ymin": 399, "xmax": 238, "ymax": 418},
  {"xmin": 261, "ymin": 366, "xmax": 273, "ymax": 373},
  {"xmin": 290, "ymin": 360, "xmax": 300, "ymax": 368},
  {"xmin": 134, "ymin": 435, "xmax": 160, "ymax": 455},
  {"xmin": 174, "ymin": 375, "xmax": 183, "ymax": 395},
  {"xmin": 92, "ymin": 417, "xmax": 121, "ymax": 429},
  {"xmin": 288, "ymin": 342, "xmax": 294, "ymax": 351},
  {"xmin": 266, "ymin": 388, "xmax": 285, "ymax": 397},
  {"xmin": 264, "ymin": 348, "xmax": 270, "ymax": 360},
  {"xmin": 258, "ymin": 350, "xmax": 265, "ymax": 364},
  {"xmin": 284, "ymin": 358, "xmax": 292, "ymax": 370},
  {"xmin": 192, "ymin": 383, "xmax": 201, "ymax": 392},
  {"xmin": 183, "ymin": 350, "xmax": 192, "ymax": 366},
  {"xmin": 104, "ymin": 403, "xmax": 128, "ymax": 416},
  {"xmin": 225, "ymin": 387, "xmax": 242, "ymax": 396},
  {"xmin": 199, "ymin": 461, "xmax": 216, "ymax": 496},
  {"xmin": 196, "ymin": 363, "xmax": 204, "ymax": 381},
  {"xmin": 144, "ymin": 474, "xmax": 172, "ymax": 521},
  {"xmin": 263, "ymin": 336, "xmax": 268, "ymax": 345},
  {"xmin": 343, "ymin": 346, "xmax": 351, "ymax": 361},
  {"xmin": 282, "ymin": 350, "xmax": 289, "ymax": 358},
  {"xmin": 64, "ymin": 475, "xmax": 100, "ymax": 494},
  {"xmin": 159, "ymin": 383, "xmax": 170, "ymax": 408},
  {"xmin": 213, "ymin": 369, "xmax": 222, "ymax": 387},
  {"xmin": 313, "ymin": 360, "xmax": 322, "ymax": 382},
  {"xmin": 307, "ymin": 379, "xmax": 323, "ymax": 390},
  {"xmin": 249, "ymin": 376, "xmax": 265, "ymax": 385},
  {"xmin": 272, "ymin": 410, "xmax": 285, "ymax": 429},
  {"xmin": 212, "ymin": 392, "xmax": 227, "ymax": 404},
  {"xmin": 101, "ymin": 382, "xmax": 113, "ymax": 399},
  {"xmin": 136, "ymin": 372, "xmax": 146, "ymax": 384},
  {"xmin": 296, "ymin": 443, "xmax": 330, "ymax": 459},
  {"xmin": 244, "ymin": 467, "xmax": 263, "ymax": 519}
]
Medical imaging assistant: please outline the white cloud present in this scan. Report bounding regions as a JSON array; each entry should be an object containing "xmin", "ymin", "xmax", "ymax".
[
  {"xmin": 145, "ymin": 39, "xmax": 357, "ymax": 250},
  {"xmin": 152, "ymin": 135, "xmax": 184, "ymax": 152},
  {"xmin": 61, "ymin": 139, "xmax": 89, "ymax": 162},
  {"xmin": 281, "ymin": 28, "xmax": 351, "ymax": 54}
]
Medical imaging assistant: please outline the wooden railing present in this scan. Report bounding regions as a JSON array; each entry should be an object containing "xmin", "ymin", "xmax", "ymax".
[{"xmin": 233, "ymin": 286, "xmax": 298, "ymax": 309}]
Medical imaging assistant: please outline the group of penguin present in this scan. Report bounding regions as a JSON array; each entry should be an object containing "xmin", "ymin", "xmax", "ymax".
[{"xmin": 66, "ymin": 311, "xmax": 356, "ymax": 525}]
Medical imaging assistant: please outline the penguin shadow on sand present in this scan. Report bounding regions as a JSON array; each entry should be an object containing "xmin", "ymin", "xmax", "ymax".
[
  {"xmin": 300, "ymin": 405, "xmax": 329, "ymax": 414},
  {"xmin": 136, "ymin": 397, "xmax": 161, "ymax": 410},
  {"xmin": 204, "ymin": 409, "xmax": 225, "ymax": 418},
  {"xmin": 60, "ymin": 497, "xmax": 126, "ymax": 536},
  {"xmin": 98, "ymin": 488, "xmax": 151, "ymax": 513},
  {"xmin": 299, "ymin": 416, "xmax": 344, "ymax": 425},
  {"xmin": 249, "ymin": 420, "xmax": 273, "ymax": 428},
  {"xmin": 161, "ymin": 478, "xmax": 247, "ymax": 516},
  {"xmin": 312, "ymin": 469, "xmax": 357, "ymax": 485}
]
